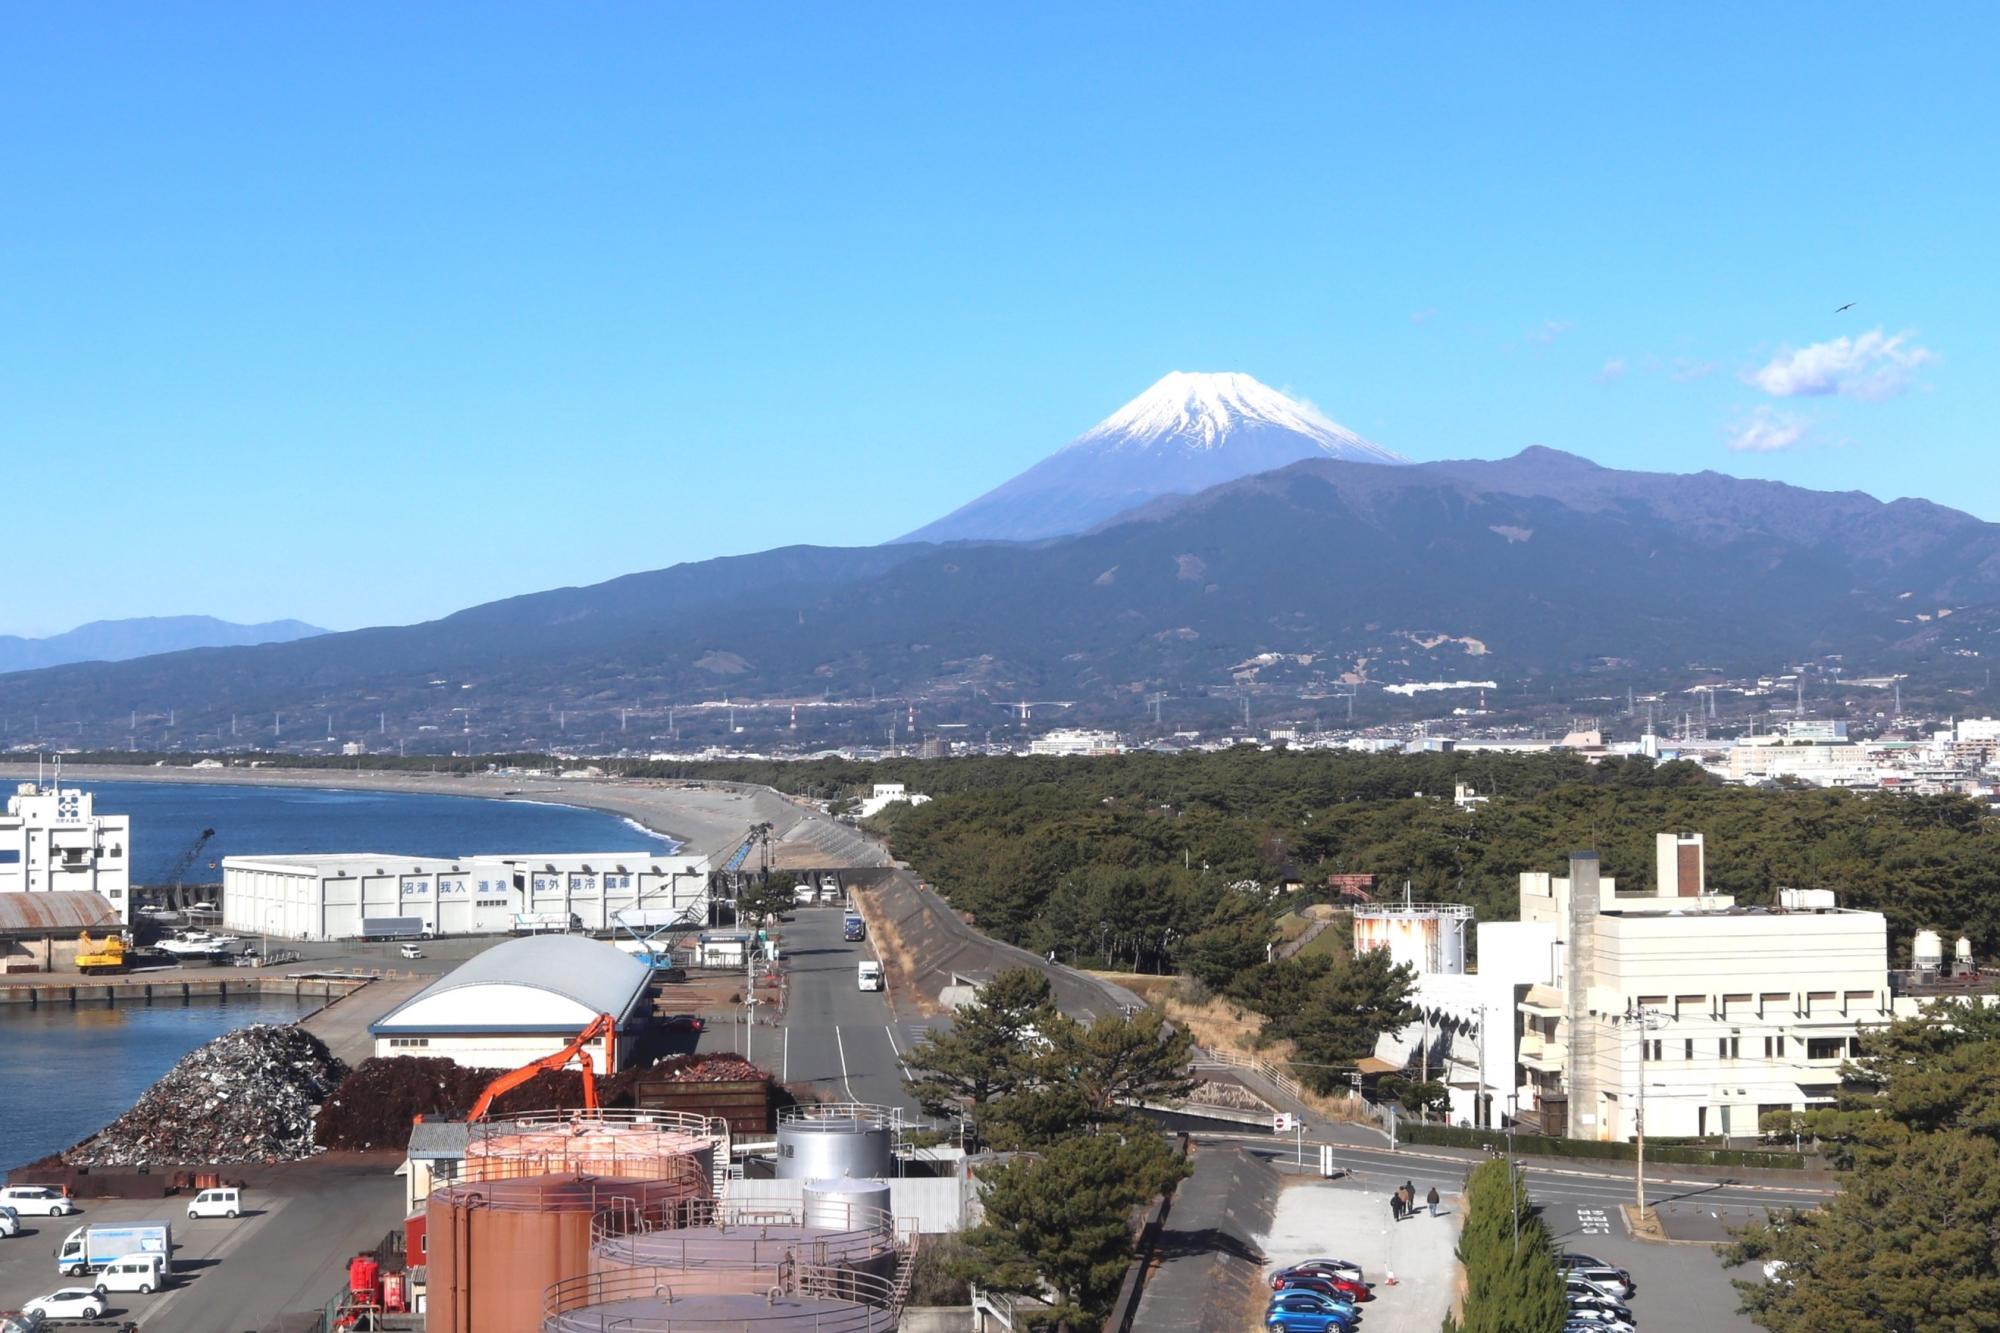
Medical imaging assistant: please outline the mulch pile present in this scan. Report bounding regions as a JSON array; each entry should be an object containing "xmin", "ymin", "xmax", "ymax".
[
  {"xmin": 314, "ymin": 1052, "xmax": 775, "ymax": 1150},
  {"xmin": 64, "ymin": 1025, "xmax": 348, "ymax": 1167},
  {"xmin": 314, "ymin": 1057, "xmax": 644, "ymax": 1150},
  {"xmin": 643, "ymin": 1053, "xmax": 767, "ymax": 1083}
]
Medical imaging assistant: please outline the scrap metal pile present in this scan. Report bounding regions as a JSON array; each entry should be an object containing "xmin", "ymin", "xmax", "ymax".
[{"xmin": 63, "ymin": 1025, "xmax": 348, "ymax": 1167}]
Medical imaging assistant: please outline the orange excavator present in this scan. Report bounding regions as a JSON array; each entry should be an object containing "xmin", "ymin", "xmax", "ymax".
[{"xmin": 463, "ymin": 1012, "xmax": 619, "ymax": 1122}]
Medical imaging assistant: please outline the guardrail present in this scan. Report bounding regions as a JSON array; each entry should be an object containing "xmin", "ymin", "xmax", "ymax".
[{"xmin": 1190, "ymin": 1045, "xmax": 1307, "ymax": 1103}]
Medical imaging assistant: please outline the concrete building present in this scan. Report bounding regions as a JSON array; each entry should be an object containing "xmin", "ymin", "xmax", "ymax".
[
  {"xmin": 855, "ymin": 784, "xmax": 931, "ymax": 819},
  {"xmin": 1511, "ymin": 833, "xmax": 1900, "ymax": 1141},
  {"xmin": 222, "ymin": 850, "xmax": 711, "ymax": 941},
  {"xmin": 0, "ymin": 783, "xmax": 132, "ymax": 924},
  {"xmin": 367, "ymin": 934, "xmax": 652, "ymax": 1068},
  {"xmin": 1027, "ymin": 728, "xmax": 1122, "ymax": 756}
]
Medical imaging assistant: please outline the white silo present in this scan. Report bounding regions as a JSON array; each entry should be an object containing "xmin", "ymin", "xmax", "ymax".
[{"xmin": 1913, "ymin": 929, "xmax": 1944, "ymax": 973}]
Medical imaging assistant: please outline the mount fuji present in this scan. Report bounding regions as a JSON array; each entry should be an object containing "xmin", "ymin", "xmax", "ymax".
[{"xmin": 899, "ymin": 370, "xmax": 1406, "ymax": 543}]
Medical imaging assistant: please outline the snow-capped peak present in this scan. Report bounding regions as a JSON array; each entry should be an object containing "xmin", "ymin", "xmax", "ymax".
[{"xmin": 1066, "ymin": 371, "xmax": 1405, "ymax": 463}]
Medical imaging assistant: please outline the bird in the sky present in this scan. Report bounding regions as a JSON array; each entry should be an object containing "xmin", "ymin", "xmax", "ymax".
[{"xmin": 1835, "ymin": 302, "xmax": 1856, "ymax": 313}]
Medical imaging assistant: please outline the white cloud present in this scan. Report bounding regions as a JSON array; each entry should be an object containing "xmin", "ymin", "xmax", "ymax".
[
  {"xmin": 1749, "ymin": 328, "xmax": 1934, "ymax": 401},
  {"xmin": 1726, "ymin": 406, "xmax": 1811, "ymax": 453},
  {"xmin": 1669, "ymin": 358, "xmax": 1717, "ymax": 383},
  {"xmin": 1525, "ymin": 319, "xmax": 1574, "ymax": 347},
  {"xmin": 1595, "ymin": 358, "xmax": 1627, "ymax": 383},
  {"xmin": 1410, "ymin": 307, "xmax": 1437, "ymax": 325}
]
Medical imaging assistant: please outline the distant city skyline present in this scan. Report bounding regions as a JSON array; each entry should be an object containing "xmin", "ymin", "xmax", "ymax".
[{"xmin": 1, "ymin": 5, "xmax": 1991, "ymax": 637}]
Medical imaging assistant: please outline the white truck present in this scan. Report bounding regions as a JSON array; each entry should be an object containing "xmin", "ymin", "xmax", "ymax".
[{"xmin": 54, "ymin": 1220, "xmax": 172, "ymax": 1277}]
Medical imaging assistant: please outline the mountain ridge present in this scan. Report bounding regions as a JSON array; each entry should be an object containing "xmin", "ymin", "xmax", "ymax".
[
  {"xmin": 1, "ymin": 448, "xmax": 1994, "ymax": 750},
  {"xmin": 900, "ymin": 370, "xmax": 1405, "ymax": 544},
  {"xmin": 0, "ymin": 616, "xmax": 326, "ymax": 674}
]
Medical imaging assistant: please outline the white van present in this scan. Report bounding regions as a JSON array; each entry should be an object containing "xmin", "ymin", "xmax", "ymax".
[
  {"xmin": 186, "ymin": 1188, "xmax": 242, "ymax": 1219},
  {"xmin": 94, "ymin": 1253, "xmax": 170, "ymax": 1294},
  {"xmin": 856, "ymin": 960, "xmax": 884, "ymax": 992},
  {"xmin": 0, "ymin": 1186, "xmax": 75, "ymax": 1217}
]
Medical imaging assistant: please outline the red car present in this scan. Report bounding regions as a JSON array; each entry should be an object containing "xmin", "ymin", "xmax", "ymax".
[{"xmin": 1272, "ymin": 1272, "xmax": 1370, "ymax": 1302}]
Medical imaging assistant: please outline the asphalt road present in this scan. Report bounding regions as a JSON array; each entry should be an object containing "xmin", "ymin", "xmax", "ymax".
[
  {"xmin": 696, "ymin": 905, "xmax": 937, "ymax": 1115},
  {"xmin": 1206, "ymin": 1131, "xmax": 1810, "ymax": 1332}
]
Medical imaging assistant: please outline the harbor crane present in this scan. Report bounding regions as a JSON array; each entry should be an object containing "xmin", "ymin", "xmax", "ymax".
[
  {"xmin": 463, "ymin": 1012, "xmax": 619, "ymax": 1121},
  {"xmin": 166, "ymin": 827, "xmax": 217, "ymax": 911}
]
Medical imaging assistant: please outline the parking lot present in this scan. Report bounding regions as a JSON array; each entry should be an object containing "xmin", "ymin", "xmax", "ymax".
[{"xmin": 0, "ymin": 1154, "xmax": 402, "ymax": 1332}]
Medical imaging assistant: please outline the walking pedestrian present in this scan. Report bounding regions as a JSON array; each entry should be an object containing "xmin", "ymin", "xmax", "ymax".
[
  {"xmin": 1390, "ymin": 1192, "xmax": 1403, "ymax": 1222},
  {"xmin": 1427, "ymin": 1185, "xmax": 1440, "ymax": 1217}
]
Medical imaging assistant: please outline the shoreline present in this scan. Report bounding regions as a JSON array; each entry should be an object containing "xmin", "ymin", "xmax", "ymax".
[{"xmin": 0, "ymin": 762, "xmax": 772, "ymax": 861}]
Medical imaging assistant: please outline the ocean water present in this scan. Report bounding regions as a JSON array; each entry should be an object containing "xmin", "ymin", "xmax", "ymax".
[
  {"xmin": 0, "ymin": 994, "xmax": 320, "ymax": 1169},
  {"xmin": 1, "ymin": 780, "xmax": 676, "ymax": 1168},
  {"xmin": 80, "ymin": 779, "xmax": 677, "ymax": 884}
]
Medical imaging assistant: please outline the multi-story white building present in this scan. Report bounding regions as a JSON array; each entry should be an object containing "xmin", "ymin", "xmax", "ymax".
[
  {"xmin": 1027, "ymin": 729, "xmax": 1122, "ymax": 756},
  {"xmin": 0, "ymin": 783, "xmax": 132, "ymax": 924},
  {"xmin": 1510, "ymin": 833, "xmax": 1902, "ymax": 1141},
  {"xmin": 222, "ymin": 850, "xmax": 712, "ymax": 941}
]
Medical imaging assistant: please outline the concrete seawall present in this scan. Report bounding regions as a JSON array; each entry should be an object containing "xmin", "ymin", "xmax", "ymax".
[
  {"xmin": 0, "ymin": 973, "xmax": 367, "ymax": 1008},
  {"xmin": 852, "ymin": 866, "xmax": 1144, "ymax": 1022}
]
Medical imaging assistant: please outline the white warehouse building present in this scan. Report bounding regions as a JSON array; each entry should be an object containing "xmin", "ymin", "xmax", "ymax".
[
  {"xmin": 367, "ymin": 934, "xmax": 652, "ymax": 1069},
  {"xmin": 221, "ymin": 850, "xmax": 712, "ymax": 941}
]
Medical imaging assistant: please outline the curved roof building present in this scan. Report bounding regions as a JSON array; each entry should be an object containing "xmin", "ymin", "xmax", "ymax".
[{"xmin": 368, "ymin": 935, "xmax": 652, "ymax": 1069}]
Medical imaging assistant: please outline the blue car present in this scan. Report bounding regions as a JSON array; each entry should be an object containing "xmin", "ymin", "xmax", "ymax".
[{"xmin": 1267, "ymin": 1290, "xmax": 1359, "ymax": 1330}]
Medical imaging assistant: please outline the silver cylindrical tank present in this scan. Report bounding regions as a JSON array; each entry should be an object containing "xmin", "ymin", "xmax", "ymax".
[
  {"xmin": 777, "ymin": 1113, "xmax": 893, "ymax": 1181},
  {"xmin": 803, "ymin": 1177, "xmax": 892, "ymax": 1231}
]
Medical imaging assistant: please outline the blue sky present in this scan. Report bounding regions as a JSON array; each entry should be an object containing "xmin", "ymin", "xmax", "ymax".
[{"xmin": 2, "ymin": 5, "xmax": 1993, "ymax": 636}]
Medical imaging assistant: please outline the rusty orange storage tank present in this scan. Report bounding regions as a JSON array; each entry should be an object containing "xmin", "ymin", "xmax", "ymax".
[{"xmin": 424, "ymin": 1169, "xmax": 706, "ymax": 1333}]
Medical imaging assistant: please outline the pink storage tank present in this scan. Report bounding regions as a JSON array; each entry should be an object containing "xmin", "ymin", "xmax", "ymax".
[{"xmin": 465, "ymin": 1109, "xmax": 725, "ymax": 1186}]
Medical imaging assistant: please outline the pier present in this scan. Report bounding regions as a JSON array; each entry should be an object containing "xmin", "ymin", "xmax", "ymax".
[{"xmin": 0, "ymin": 972, "xmax": 369, "ymax": 1008}]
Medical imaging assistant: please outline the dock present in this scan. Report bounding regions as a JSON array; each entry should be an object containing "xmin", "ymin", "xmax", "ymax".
[
  {"xmin": 298, "ymin": 974, "xmax": 432, "ymax": 1066},
  {"xmin": 0, "ymin": 972, "xmax": 368, "ymax": 1009}
]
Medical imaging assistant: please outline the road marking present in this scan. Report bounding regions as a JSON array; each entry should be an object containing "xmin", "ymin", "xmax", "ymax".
[
  {"xmin": 1576, "ymin": 1206, "xmax": 1611, "ymax": 1235},
  {"xmin": 835, "ymin": 1024, "xmax": 857, "ymax": 1100},
  {"xmin": 782, "ymin": 1024, "xmax": 791, "ymax": 1082},
  {"xmin": 143, "ymin": 1195, "xmax": 290, "ymax": 1327},
  {"xmin": 884, "ymin": 1023, "xmax": 911, "ymax": 1082}
]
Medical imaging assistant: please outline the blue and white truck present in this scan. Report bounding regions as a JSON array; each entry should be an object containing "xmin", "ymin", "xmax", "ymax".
[{"xmin": 53, "ymin": 1221, "xmax": 173, "ymax": 1277}]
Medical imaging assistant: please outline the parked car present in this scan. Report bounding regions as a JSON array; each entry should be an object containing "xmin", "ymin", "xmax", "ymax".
[
  {"xmin": 1265, "ymin": 1291, "xmax": 1358, "ymax": 1331},
  {"xmin": 22, "ymin": 1290, "xmax": 104, "ymax": 1321},
  {"xmin": 1267, "ymin": 1289, "xmax": 1357, "ymax": 1320},
  {"xmin": 0, "ymin": 1188, "xmax": 74, "ymax": 1218},
  {"xmin": 1564, "ymin": 1262, "xmax": 1635, "ymax": 1299},
  {"xmin": 1272, "ymin": 1264, "xmax": 1368, "ymax": 1296},
  {"xmin": 0, "ymin": 1308, "xmax": 49, "ymax": 1333},
  {"xmin": 1566, "ymin": 1275, "xmax": 1628, "ymax": 1308},
  {"xmin": 1272, "ymin": 1267, "xmax": 1369, "ymax": 1300},
  {"xmin": 1570, "ymin": 1294, "xmax": 1634, "ymax": 1323},
  {"xmin": 0, "ymin": 1205, "xmax": 20, "ymax": 1238},
  {"xmin": 1561, "ymin": 1252, "xmax": 1611, "ymax": 1269},
  {"xmin": 93, "ymin": 1252, "xmax": 170, "ymax": 1294},
  {"xmin": 1274, "ymin": 1258, "xmax": 1365, "ymax": 1284},
  {"xmin": 1561, "ymin": 1307, "xmax": 1635, "ymax": 1333},
  {"xmin": 187, "ymin": 1188, "xmax": 243, "ymax": 1220}
]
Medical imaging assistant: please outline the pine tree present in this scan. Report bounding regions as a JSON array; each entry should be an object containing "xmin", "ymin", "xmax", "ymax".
[
  {"xmin": 902, "ymin": 967, "xmax": 1056, "ymax": 1120},
  {"xmin": 958, "ymin": 1131, "xmax": 1188, "ymax": 1328},
  {"xmin": 1445, "ymin": 1158, "xmax": 1568, "ymax": 1333}
]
